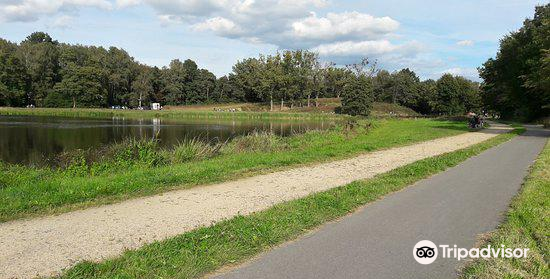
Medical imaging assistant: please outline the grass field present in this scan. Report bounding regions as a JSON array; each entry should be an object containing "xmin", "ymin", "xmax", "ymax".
[
  {"xmin": 0, "ymin": 118, "xmax": 468, "ymax": 222},
  {"xmin": 53, "ymin": 127, "xmax": 524, "ymax": 279},
  {"xmin": 460, "ymin": 140, "xmax": 549, "ymax": 279}
]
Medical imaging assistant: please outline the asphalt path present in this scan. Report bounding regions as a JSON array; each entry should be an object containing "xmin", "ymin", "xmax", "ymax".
[{"xmin": 213, "ymin": 126, "xmax": 548, "ymax": 279}]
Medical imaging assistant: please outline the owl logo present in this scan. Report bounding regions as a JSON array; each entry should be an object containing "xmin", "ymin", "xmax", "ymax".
[{"xmin": 416, "ymin": 246, "xmax": 435, "ymax": 258}]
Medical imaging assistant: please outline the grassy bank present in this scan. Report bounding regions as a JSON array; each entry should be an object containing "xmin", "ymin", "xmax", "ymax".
[
  {"xmin": 460, "ymin": 140, "xmax": 549, "ymax": 279},
  {"xmin": 0, "ymin": 119, "xmax": 468, "ymax": 222},
  {"xmin": 0, "ymin": 101, "xmax": 420, "ymax": 120},
  {"xmin": 55, "ymin": 127, "xmax": 524, "ymax": 279},
  {"xmin": 0, "ymin": 107, "xmax": 342, "ymax": 120}
]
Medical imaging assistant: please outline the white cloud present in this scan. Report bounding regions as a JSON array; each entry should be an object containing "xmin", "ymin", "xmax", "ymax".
[
  {"xmin": 441, "ymin": 67, "xmax": 480, "ymax": 80},
  {"xmin": 116, "ymin": 0, "xmax": 142, "ymax": 8},
  {"xmin": 456, "ymin": 40, "xmax": 474, "ymax": 46},
  {"xmin": 312, "ymin": 40, "xmax": 424, "ymax": 62},
  {"xmin": 144, "ymin": 0, "xmax": 226, "ymax": 18},
  {"xmin": 50, "ymin": 14, "xmax": 74, "ymax": 28},
  {"xmin": 292, "ymin": 12, "xmax": 399, "ymax": 42},
  {"xmin": 193, "ymin": 16, "xmax": 242, "ymax": 36},
  {"xmin": 313, "ymin": 40, "xmax": 399, "ymax": 56},
  {"xmin": 0, "ymin": 0, "xmax": 112, "ymax": 22}
]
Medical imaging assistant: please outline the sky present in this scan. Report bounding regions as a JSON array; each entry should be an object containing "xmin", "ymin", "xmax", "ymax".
[{"xmin": 0, "ymin": 0, "xmax": 546, "ymax": 81}]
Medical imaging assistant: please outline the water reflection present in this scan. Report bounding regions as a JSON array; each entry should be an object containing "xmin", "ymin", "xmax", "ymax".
[{"xmin": 0, "ymin": 115, "xmax": 336, "ymax": 165}]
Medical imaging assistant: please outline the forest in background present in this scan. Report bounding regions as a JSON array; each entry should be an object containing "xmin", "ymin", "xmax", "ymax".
[{"xmin": 0, "ymin": 32, "xmax": 481, "ymax": 116}]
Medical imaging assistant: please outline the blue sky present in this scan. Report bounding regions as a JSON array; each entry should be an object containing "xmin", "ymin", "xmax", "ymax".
[{"xmin": 0, "ymin": 0, "xmax": 546, "ymax": 80}]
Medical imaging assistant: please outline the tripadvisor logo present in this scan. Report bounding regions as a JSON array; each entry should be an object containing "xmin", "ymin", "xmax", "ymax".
[
  {"xmin": 413, "ymin": 240, "xmax": 529, "ymax": 265},
  {"xmin": 413, "ymin": 240, "xmax": 438, "ymax": 264}
]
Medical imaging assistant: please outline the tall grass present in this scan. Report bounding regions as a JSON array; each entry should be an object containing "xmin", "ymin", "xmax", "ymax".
[
  {"xmin": 222, "ymin": 131, "xmax": 288, "ymax": 154},
  {"xmin": 173, "ymin": 138, "xmax": 223, "ymax": 163}
]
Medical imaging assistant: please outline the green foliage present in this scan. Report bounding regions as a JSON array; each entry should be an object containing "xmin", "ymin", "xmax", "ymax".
[
  {"xmin": 479, "ymin": 4, "xmax": 550, "ymax": 120},
  {"xmin": 435, "ymin": 74, "xmax": 466, "ymax": 115},
  {"xmin": 341, "ymin": 75, "xmax": 373, "ymax": 116},
  {"xmin": 19, "ymin": 32, "xmax": 60, "ymax": 106},
  {"xmin": 110, "ymin": 138, "xmax": 166, "ymax": 167},
  {"xmin": 0, "ymin": 39, "xmax": 28, "ymax": 106},
  {"xmin": 49, "ymin": 65, "xmax": 107, "ymax": 108},
  {"xmin": 372, "ymin": 69, "xmax": 481, "ymax": 116}
]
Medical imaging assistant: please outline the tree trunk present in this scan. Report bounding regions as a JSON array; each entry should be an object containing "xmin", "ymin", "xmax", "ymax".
[
  {"xmin": 307, "ymin": 94, "xmax": 311, "ymax": 107},
  {"xmin": 270, "ymin": 94, "xmax": 274, "ymax": 111},
  {"xmin": 72, "ymin": 97, "xmax": 76, "ymax": 108},
  {"xmin": 280, "ymin": 99, "xmax": 284, "ymax": 110}
]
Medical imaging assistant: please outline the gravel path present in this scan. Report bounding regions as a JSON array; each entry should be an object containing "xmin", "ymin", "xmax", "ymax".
[{"xmin": 0, "ymin": 124, "xmax": 511, "ymax": 279}]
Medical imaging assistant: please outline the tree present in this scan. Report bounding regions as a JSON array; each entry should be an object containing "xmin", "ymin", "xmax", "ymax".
[
  {"xmin": 195, "ymin": 69, "xmax": 216, "ymax": 103},
  {"xmin": 162, "ymin": 59, "xmax": 188, "ymax": 105},
  {"xmin": 259, "ymin": 54, "xmax": 284, "ymax": 110},
  {"xmin": 130, "ymin": 66, "xmax": 155, "ymax": 108},
  {"xmin": 434, "ymin": 74, "xmax": 465, "ymax": 115},
  {"xmin": 19, "ymin": 32, "xmax": 60, "ymax": 106},
  {"xmin": 231, "ymin": 58, "xmax": 264, "ymax": 103},
  {"xmin": 213, "ymin": 76, "xmax": 239, "ymax": 103},
  {"xmin": 48, "ymin": 65, "xmax": 106, "ymax": 108},
  {"xmin": 456, "ymin": 76, "xmax": 481, "ymax": 113},
  {"xmin": 340, "ymin": 74, "xmax": 373, "ymax": 116},
  {"xmin": 372, "ymin": 69, "xmax": 392, "ymax": 102},
  {"xmin": 0, "ymin": 39, "xmax": 28, "ymax": 106},
  {"xmin": 324, "ymin": 66, "xmax": 349, "ymax": 98},
  {"xmin": 479, "ymin": 4, "xmax": 549, "ymax": 120},
  {"xmin": 415, "ymin": 79, "xmax": 437, "ymax": 115},
  {"xmin": 390, "ymin": 68, "xmax": 421, "ymax": 108}
]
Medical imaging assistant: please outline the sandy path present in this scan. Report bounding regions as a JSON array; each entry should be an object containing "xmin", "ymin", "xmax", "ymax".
[{"xmin": 0, "ymin": 124, "xmax": 511, "ymax": 279}]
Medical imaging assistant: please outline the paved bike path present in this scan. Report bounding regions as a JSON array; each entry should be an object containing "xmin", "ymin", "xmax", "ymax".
[{"xmin": 213, "ymin": 126, "xmax": 548, "ymax": 279}]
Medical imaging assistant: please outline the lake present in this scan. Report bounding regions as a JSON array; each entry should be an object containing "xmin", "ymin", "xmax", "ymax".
[{"xmin": 0, "ymin": 115, "xmax": 337, "ymax": 165}]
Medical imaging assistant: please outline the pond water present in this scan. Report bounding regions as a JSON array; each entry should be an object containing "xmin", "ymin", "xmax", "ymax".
[{"xmin": 0, "ymin": 115, "xmax": 337, "ymax": 165}]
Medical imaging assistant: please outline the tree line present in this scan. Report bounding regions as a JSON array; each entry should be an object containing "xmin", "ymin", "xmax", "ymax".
[
  {"xmin": 1, "ymin": 32, "xmax": 483, "ymax": 116},
  {"xmin": 479, "ymin": 4, "xmax": 549, "ymax": 121}
]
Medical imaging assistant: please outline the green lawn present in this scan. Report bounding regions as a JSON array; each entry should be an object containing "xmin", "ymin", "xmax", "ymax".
[
  {"xmin": 460, "ymin": 139, "xmax": 549, "ymax": 279},
  {"xmin": 0, "ymin": 118, "xmax": 468, "ymax": 222},
  {"xmin": 54, "ymin": 127, "xmax": 523, "ymax": 279}
]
